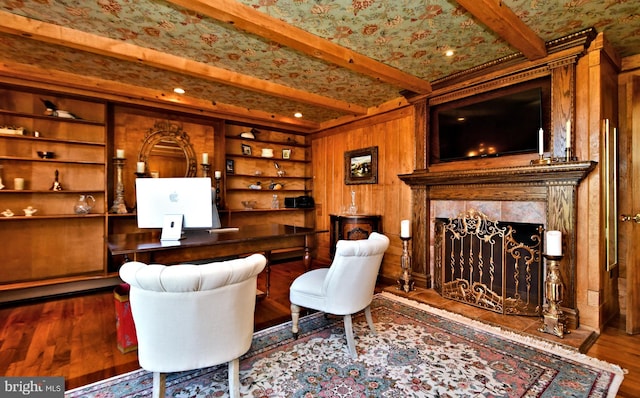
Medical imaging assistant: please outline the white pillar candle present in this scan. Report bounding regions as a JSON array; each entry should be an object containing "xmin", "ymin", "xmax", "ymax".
[
  {"xmin": 546, "ymin": 230, "xmax": 562, "ymax": 256},
  {"xmin": 538, "ymin": 128, "xmax": 544, "ymax": 155},
  {"xmin": 566, "ymin": 120, "xmax": 571, "ymax": 149},
  {"xmin": 136, "ymin": 162, "xmax": 145, "ymax": 173},
  {"xmin": 14, "ymin": 177, "xmax": 24, "ymax": 190},
  {"xmin": 202, "ymin": 153, "xmax": 209, "ymax": 164},
  {"xmin": 214, "ymin": 170, "xmax": 222, "ymax": 179},
  {"xmin": 116, "ymin": 149, "xmax": 125, "ymax": 158},
  {"xmin": 400, "ymin": 219, "xmax": 411, "ymax": 238}
]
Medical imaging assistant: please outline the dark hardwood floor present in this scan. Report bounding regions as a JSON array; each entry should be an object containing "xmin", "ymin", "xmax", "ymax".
[{"xmin": 1, "ymin": 259, "xmax": 638, "ymax": 397}]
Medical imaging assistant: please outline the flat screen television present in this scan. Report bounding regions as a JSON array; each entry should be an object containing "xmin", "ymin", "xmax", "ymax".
[
  {"xmin": 430, "ymin": 78, "xmax": 551, "ymax": 163},
  {"xmin": 136, "ymin": 177, "xmax": 221, "ymax": 239}
]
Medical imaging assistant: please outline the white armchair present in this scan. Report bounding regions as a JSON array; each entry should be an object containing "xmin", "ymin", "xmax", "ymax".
[
  {"xmin": 119, "ymin": 253, "xmax": 266, "ymax": 398},
  {"xmin": 289, "ymin": 232, "xmax": 390, "ymax": 359}
]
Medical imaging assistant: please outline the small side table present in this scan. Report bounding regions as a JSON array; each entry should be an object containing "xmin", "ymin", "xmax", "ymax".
[{"xmin": 329, "ymin": 214, "xmax": 382, "ymax": 258}]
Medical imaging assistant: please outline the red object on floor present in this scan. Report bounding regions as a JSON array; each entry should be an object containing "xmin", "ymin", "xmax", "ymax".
[{"xmin": 114, "ymin": 283, "xmax": 138, "ymax": 353}]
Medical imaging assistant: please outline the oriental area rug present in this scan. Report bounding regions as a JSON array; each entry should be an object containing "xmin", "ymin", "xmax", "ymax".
[{"xmin": 66, "ymin": 292, "xmax": 624, "ymax": 397}]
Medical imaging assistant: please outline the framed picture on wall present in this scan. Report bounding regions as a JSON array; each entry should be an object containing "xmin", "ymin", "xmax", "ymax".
[
  {"xmin": 241, "ymin": 144, "xmax": 252, "ymax": 156},
  {"xmin": 344, "ymin": 146, "xmax": 378, "ymax": 185},
  {"xmin": 226, "ymin": 159, "xmax": 235, "ymax": 174},
  {"xmin": 282, "ymin": 148, "xmax": 291, "ymax": 159}
]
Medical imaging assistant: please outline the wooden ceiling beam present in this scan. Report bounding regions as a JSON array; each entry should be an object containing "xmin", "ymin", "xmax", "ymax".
[
  {"xmin": 0, "ymin": 11, "xmax": 366, "ymax": 116},
  {"xmin": 0, "ymin": 61, "xmax": 320, "ymax": 131},
  {"xmin": 167, "ymin": 0, "xmax": 432, "ymax": 95},
  {"xmin": 456, "ymin": 0, "xmax": 547, "ymax": 60}
]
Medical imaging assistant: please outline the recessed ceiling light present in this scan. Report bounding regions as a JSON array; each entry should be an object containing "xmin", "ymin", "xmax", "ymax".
[
  {"xmin": 174, "ymin": 87, "xmax": 185, "ymax": 94},
  {"xmin": 445, "ymin": 50, "xmax": 454, "ymax": 57},
  {"xmin": 294, "ymin": 112, "xmax": 303, "ymax": 118}
]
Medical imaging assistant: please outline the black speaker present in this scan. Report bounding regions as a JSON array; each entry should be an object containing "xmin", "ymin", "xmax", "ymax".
[{"xmin": 284, "ymin": 196, "xmax": 315, "ymax": 208}]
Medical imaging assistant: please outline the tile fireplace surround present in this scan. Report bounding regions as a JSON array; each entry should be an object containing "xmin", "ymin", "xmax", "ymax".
[{"xmin": 399, "ymin": 161, "xmax": 596, "ymax": 330}]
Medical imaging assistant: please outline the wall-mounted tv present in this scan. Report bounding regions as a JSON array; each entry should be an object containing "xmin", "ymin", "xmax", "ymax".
[{"xmin": 430, "ymin": 78, "xmax": 551, "ymax": 163}]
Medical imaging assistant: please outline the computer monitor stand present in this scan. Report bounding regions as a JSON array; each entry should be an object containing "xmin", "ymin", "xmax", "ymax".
[{"xmin": 161, "ymin": 214, "xmax": 185, "ymax": 241}]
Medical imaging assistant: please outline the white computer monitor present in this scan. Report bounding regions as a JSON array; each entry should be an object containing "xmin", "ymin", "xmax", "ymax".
[{"xmin": 136, "ymin": 177, "xmax": 220, "ymax": 240}]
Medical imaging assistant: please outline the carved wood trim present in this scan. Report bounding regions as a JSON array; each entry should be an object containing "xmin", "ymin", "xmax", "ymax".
[
  {"xmin": 429, "ymin": 68, "xmax": 551, "ymax": 106},
  {"xmin": 410, "ymin": 98, "xmax": 428, "ymax": 171},
  {"xmin": 431, "ymin": 28, "xmax": 596, "ymax": 89},
  {"xmin": 411, "ymin": 186, "xmax": 429, "ymax": 288},
  {"xmin": 550, "ymin": 61, "xmax": 576, "ymax": 159},
  {"xmin": 400, "ymin": 161, "xmax": 595, "ymax": 188}
]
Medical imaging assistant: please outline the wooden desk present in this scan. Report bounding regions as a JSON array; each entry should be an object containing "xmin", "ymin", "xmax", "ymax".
[{"xmin": 107, "ymin": 224, "xmax": 327, "ymax": 296}]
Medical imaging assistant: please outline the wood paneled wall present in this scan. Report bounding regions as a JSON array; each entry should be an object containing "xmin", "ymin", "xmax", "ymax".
[
  {"xmin": 574, "ymin": 34, "xmax": 620, "ymax": 330},
  {"xmin": 311, "ymin": 107, "xmax": 415, "ymax": 282}
]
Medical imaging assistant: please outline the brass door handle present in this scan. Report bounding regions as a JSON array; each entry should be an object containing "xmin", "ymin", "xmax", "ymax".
[{"xmin": 620, "ymin": 213, "xmax": 640, "ymax": 223}]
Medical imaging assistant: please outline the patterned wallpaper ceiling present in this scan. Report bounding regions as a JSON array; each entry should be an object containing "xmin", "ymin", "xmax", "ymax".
[{"xmin": 0, "ymin": 0, "xmax": 638, "ymax": 130}]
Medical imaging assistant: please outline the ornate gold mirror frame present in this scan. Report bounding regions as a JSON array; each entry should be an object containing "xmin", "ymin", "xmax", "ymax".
[{"xmin": 138, "ymin": 121, "xmax": 197, "ymax": 178}]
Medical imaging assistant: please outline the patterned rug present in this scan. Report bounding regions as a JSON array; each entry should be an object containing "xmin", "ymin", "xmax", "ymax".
[{"xmin": 66, "ymin": 292, "xmax": 624, "ymax": 397}]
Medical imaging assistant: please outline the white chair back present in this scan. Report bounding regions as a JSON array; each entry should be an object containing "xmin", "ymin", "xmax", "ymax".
[
  {"xmin": 321, "ymin": 232, "xmax": 390, "ymax": 315},
  {"xmin": 119, "ymin": 253, "xmax": 266, "ymax": 373}
]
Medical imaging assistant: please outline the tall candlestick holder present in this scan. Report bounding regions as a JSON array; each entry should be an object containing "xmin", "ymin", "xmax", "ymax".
[
  {"xmin": 214, "ymin": 174, "xmax": 222, "ymax": 209},
  {"xmin": 539, "ymin": 254, "xmax": 569, "ymax": 338},
  {"xmin": 110, "ymin": 157, "xmax": 128, "ymax": 214},
  {"xmin": 201, "ymin": 163, "xmax": 211, "ymax": 178},
  {"xmin": 397, "ymin": 237, "xmax": 415, "ymax": 293},
  {"xmin": 134, "ymin": 172, "xmax": 146, "ymax": 179},
  {"xmin": 565, "ymin": 147, "xmax": 577, "ymax": 162}
]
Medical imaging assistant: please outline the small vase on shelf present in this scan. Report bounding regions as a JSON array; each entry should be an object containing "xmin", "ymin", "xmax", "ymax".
[{"xmin": 347, "ymin": 191, "xmax": 357, "ymax": 215}]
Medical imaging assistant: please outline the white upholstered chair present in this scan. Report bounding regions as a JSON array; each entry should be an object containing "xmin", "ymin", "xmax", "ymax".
[
  {"xmin": 289, "ymin": 232, "xmax": 390, "ymax": 359},
  {"xmin": 119, "ymin": 253, "xmax": 266, "ymax": 398}
]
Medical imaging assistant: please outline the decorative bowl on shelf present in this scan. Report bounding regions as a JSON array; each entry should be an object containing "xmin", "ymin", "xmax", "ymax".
[
  {"xmin": 241, "ymin": 200, "xmax": 257, "ymax": 209},
  {"xmin": 37, "ymin": 151, "xmax": 55, "ymax": 159}
]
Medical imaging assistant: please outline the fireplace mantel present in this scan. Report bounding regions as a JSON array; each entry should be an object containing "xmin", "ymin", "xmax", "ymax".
[
  {"xmin": 399, "ymin": 161, "xmax": 596, "ymax": 188},
  {"xmin": 399, "ymin": 160, "xmax": 597, "ymax": 328}
]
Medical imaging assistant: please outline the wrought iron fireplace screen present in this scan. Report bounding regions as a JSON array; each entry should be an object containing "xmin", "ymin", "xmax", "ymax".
[{"xmin": 434, "ymin": 210, "xmax": 543, "ymax": 316}]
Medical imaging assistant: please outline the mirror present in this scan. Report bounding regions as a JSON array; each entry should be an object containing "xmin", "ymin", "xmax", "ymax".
[{"xmin": 138, "ymin": 121, "xmax": 197, "ymax": 178}]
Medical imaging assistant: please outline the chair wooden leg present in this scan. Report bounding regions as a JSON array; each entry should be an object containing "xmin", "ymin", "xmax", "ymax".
[
  {"xmin": 364, "ymin": 305, "xmax": 377, "ymax": 335},
  {"xmin": 343, "ymin": 314, "xmax": 357, "ymax": 359},
  {"xmin": 228, "ymin": 358, "xmax": 240, "ymax": 398},
  {"xmin": 291, "ymin": 303, "xmax": 301, "ymax": 339},
  {"xmin": 152, "ymin": 372, "xmax": 166, "ymax": 398}
]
